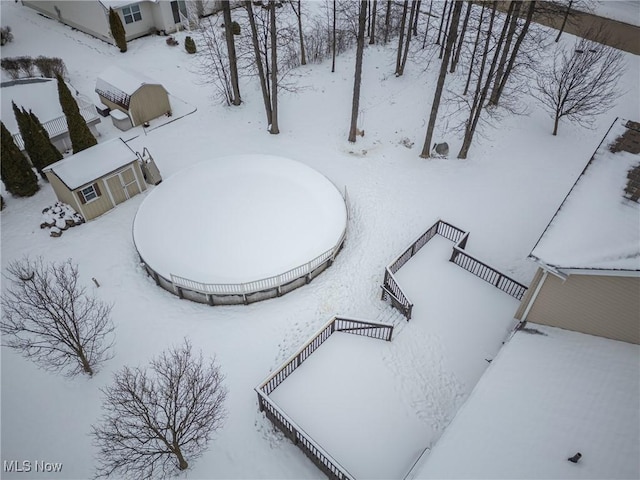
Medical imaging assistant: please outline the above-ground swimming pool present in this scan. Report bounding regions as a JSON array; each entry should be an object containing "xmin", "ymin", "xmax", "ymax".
[{"xmin": 133, "ymin": 154, "xmax": 348, "ymax": 305}]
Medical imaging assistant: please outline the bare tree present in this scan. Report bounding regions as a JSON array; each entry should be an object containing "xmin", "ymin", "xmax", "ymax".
[
  {"xmin": 291, "ymin": 0, "xmax": 307, "ymax": 65},
  {"xmin": 534, "ymin": 36, "xmax": 625, "ymax": 135},
  {"xmin": 93, "ymin": 339, "xmax": 227, "ymax": 480},
  {"xmin": 396, "ymin": 0, "xmax": 417, "ymax": 76},
  {"xmin": 369, "ymin": 0, "xmax": 377, "ymax": 44},
  {"xmin": 1, "ymin": 257, "xmax": 114, "ymax": 377},
  {"xmin": 222, "ymin": 1, "xmax": 241, "ymax": 105},
  {"xmin": 394, "ymin": 1, "xmax": 408, "ymax": 75},
  {"xmin": 419, "ymin": 0, "xmax": 463, "ymax": 158},
  {"xmin": 348, "ymin": 0, "xmax": 368, "ymax": 143},
  {"xmin": 463, "ymin": 2, "xmax": 485, "ymax": 96},
  {"xmin": 450, "ymin": 0, "xmax": 472, "ymax": 73},
  {"xmin": 193, "ymin": 16, "xmax": 235, "ymax": 105}
]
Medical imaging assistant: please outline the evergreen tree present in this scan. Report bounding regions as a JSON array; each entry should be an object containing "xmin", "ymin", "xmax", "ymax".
[
  {"xmin": 109, "ymin": 7, "xmax": 127, "ymax": 53},
  {"xmin": 1, "ymin": 121, "xmax": 39, "ymax": 197},
  {"xmin": 56, "ymin": 75, "xmax": 97, "ymax": 153},
  {"xmin": 28, "ymin": 109, "xmax": 62, "ymax": 162},
  {"xmin": 20, "ymin": 110, "xmax": 62, "ymax": 177},
  {"xmin": 12, "ymin": 101, "xmax": 34, "ymax": 159}
]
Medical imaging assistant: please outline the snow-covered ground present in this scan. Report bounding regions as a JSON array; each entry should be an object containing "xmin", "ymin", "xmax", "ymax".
[
  {"xmin": 1, "ymin": 1, "xmax": 639, "ymax": 479},
  {"xmin": 591, "ymin": 1, "xmax": 640, "ymax": 26}
]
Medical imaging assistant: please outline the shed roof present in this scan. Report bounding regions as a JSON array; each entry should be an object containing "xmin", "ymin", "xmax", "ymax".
[
  {"xmin": 96, "ymin": 65, "xmax": 165, "ymax": 98},
  {"xmin": 416, "ymin": 325, "xmax": 640, "ymax": 479},
  {"xmin": 43, "ymin": 138, "xmax": 138, "ymax": 190},
  {"xmin": 529, "ymin": 118, "xmax": 640, "ymax": 273}
]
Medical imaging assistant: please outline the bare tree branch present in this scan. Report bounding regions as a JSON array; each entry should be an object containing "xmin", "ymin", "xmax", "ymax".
[
  {"xmin": 1, "ymin": 257, "xmax": 114, "ymax": 377},
  {"xmin": 533, "ymin": 34, "xmax": 625, "ymax": 135},
  {"xmin": 92, "ymin": 339, "xmax": 227, "ymax": 479}
]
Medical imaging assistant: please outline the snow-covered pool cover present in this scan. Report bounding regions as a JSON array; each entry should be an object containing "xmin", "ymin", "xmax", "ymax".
[
  {"xmin": 133, "ymin": 154, "xmax": 347, "ymax": 284},
  {"xmin": 416, "ymin": 325, "xmax": 640, "ymax": 479},
  {"xmin": 530, "ymin": 119, "xmax": 640, "ymax": 271}
]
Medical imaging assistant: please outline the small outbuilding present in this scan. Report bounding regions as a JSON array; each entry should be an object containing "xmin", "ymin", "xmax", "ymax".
[
  {"xmin": 95, "ymin": 66, "xmax": 171, "ymax": 128},
  {"xmin": 43, "ymin": 138, "xmax": 147, "ymax": 221}
]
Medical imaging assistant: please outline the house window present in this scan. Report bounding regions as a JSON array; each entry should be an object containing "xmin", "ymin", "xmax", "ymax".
[
  {"xmin": 122, "ymin": 4, "xmax": 142, "ymax": 24},
  {"xmin": 79, "ymin": 183, "xmax": 101, "ymax": 204}
]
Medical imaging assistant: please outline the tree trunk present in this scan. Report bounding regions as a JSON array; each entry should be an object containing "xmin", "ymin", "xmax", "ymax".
[
  {"xmin": 488, "ymin": 1, "xmax": 520, "ymax": 106},
  {"xmin": 222, "ymin": 1, "xmax": 241, "ymax": 106},
  {"xmin": 384, "ymin": 0, "xmax": 391, "ymax": 44},
  {"xmin": 174, "ymin": 446, "xmax": 189, "ymax": 471},
  {"xmin": 458, "ymin": 2, "xmax": 500, "ymax": 159},
  {"xmin": 419, "ymin": 0, "xmax": 463, "ymax": 158},
  {"xmin": 348, "ymin": 1, "xmax": 368, "ymax": 143},
  {"xmin": 369, "ymin": 0, "xmax": 377, "ymax": 44},
  {"xmin": 269, "ymin": 0, "xmax": 279, "ymax": 134},
  {"xmin": 451, "ymin": 0, "xmax": 472, "ymax": 73},
  {"xmin": 395, "ymin": 1, "xmax": 408, "ymax": 75},
  {"xmin": 295, "ymin": 0, "xmax": 307, "ymax": 65},
  {"xmin": 422, "ymin": 0, "xmax": 433, "ymax": 48},
  {"xmin": 436, "ymin": 0, "xmax": 448, "ymax": 46},
  {"xmin": 79, "ymin": 350, "xmax": 94, "ymax": 376},
  {"xmin": 398, "ymin": 0, "xmax": 417, "ymax": 76},
  {"xmin": 463, "ymin": 2, "xmax": 485, "ymax": 95},
  {"xmin": 553, "ymin": 114, "xmax": 559, "ymax": 135},
  {"xmin": 491, "ymin": 0, "xmax": 535, "ymax": 106},
  {"xmin": 246, "ymin": 1, "xmax": 271, "ymax": 125},
  {"xmin": 332, "ymin": 0, "xmax": 336, "ymax": 72},
  {"xmin": 412, "ymin": 0, "xmax": 421, "ymax": 36},
  {"xmin": 439, "ymin": 0, "xmax": 453, "ymax": 59},
  {"xmin": 556, "ymin": 0, "xmax": 573, "ymax": 42}
]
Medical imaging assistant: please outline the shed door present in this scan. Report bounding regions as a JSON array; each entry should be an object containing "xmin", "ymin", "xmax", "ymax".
[
  {"xmin": 106, "ymin": 175, "xmax": 127, "ymax": 205},
  {"xmin": 106, "ymin": 168, "xmax": 140, "ymax": 205},
  {"xmin": 121, "ymin": 167, "xmax": 140, "ymax": 198}
]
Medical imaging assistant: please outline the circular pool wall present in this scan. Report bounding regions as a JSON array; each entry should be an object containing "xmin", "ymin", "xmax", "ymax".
[{"xmin": 133, "ymin": 154, "xmax": 347, "ymax": 305}]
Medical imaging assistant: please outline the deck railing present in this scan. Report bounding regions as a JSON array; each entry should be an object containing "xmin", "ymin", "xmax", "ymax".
[
  {"xmin": 382, "ymin": 220, "xmax": 528, "ymax": 320},
  {"xmin": 256, "ymin": 316, "xmax": 393, "ymax": 480},
  {"xmin": 12, "ymin": 102, "xmax": 100, "ymax": 150}
]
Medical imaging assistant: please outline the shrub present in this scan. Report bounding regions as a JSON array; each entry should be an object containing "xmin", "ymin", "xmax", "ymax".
[
  {"xmin": 15, "ymin": 56, "xmax": 35, "ymax": 77},
  {"xmin": 185, "ymin": 35, "xmax": 196, "ymax": 54},
  {"xmin": 231, "ymin": 21, "xmax": 240, "ymax": 35},
  {"xmin": 0, "ymin": 26, "xmax": 13, "ymax": 46},
  {"xmin": 0, "ymin": 57, "xmax": 21, "ymax": 79},
  {"xmin": 34, "ymin": 56, "xmax": 67, "ymax": 78}
]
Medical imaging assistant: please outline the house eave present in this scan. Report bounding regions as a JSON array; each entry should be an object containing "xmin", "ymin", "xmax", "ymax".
[{"xmin": 529, "ymin": 255, "xmax": 640, "ymax": 278}]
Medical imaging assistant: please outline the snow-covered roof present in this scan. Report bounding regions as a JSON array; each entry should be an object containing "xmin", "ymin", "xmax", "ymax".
[
  {"xmin": 43, "ymin": 138, "xmax": 138, "ymax": 190},
  {"xmin": 529, "ymin": 118, "xmax": 640, "ymax": 273},
  {"xmin": 96, "ymin": 65, "xmax": 164, "ymax": 98},
  {"xmin": 415, "ymin": 325, "xmax": 640, "ymax": 479},
  {"xmin": 1, "ymin": 78, "xmax": 62, "ymax": 134}
]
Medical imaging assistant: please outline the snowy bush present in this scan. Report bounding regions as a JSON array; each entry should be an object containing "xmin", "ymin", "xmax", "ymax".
[
  {"xmin": 185, "ymin": 35, "xmax": 197, "ymax": 54},
  {"xmin": 0, "ymin": 26, "xmax": 13, "ymax": 46},
  {"xmin": 40, "ymin": 202, "xmax": 84, "ymax": 237},
  {"xmin": 34, "ymin": 56, "xmax": 67, "ymax": 78},
  {"xmin": 0, "ymin": 57, "xmax": 20, "ymax": 79}
]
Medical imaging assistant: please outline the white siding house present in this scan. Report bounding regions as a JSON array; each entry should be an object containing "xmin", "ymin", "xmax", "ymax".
[{"xmin": 21, "ymin": 1, "xmax": 194, "ymax": 44}]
